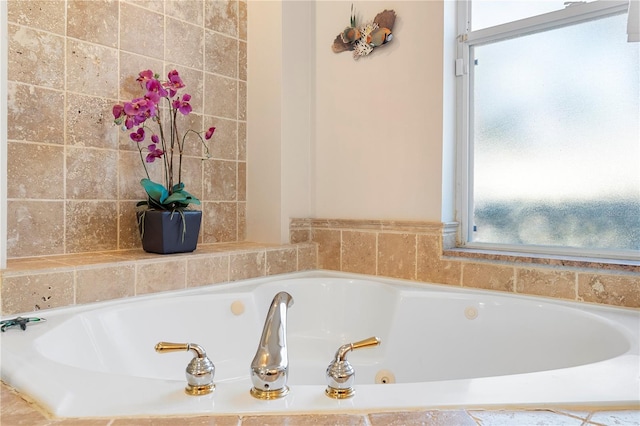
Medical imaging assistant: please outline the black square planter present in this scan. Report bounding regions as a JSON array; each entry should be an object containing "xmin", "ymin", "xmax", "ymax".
[{"xmin": 137, "ymin": 210, "xmax": 202, "ymax": 254}]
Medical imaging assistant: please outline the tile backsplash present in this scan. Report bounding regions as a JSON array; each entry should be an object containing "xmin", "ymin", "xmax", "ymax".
[
  {"xmin": 6, "ymin": 0, "xmax": 247, "ymax": 258},
  {"xmin": 291, "ymin": 218, "xmax": 640, "ymax": 309}
]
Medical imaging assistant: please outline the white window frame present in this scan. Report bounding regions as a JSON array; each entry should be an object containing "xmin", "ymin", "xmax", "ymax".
[{"xmin": 455, "ymin": 0, "xmax": 638, "ymax": 261}]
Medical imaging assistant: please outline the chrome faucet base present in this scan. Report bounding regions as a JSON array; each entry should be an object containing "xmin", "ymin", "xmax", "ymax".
[
  {"xmin": 250, "ymin": 385, "xmax": 290, "ymax": 400},
  {"xmin": 186, "ymin": 383, "xmax": 215, "ymax": 396},
  {"xmin": 325, "ymin": 386, "xmax": 355, "ymax": 399}
]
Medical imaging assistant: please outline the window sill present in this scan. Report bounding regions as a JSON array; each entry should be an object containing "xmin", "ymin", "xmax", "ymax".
[{"xmin": 443, "ymin": 247, "xmax": 640, "ymax": 273}]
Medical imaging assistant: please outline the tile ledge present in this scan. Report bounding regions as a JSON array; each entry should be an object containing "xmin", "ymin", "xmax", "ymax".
[
  {"xmin": 443, "ymin": 248, "xmax": 640, "ymax": 273},
  {"xmin": 3, "ymin": 242, "xmax": 306, "ymax": 272}
]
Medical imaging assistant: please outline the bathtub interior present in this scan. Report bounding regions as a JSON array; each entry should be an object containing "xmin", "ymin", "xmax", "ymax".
[{"xmin": 29, "ymin": 277, "xmax": 633, "ymax": 386}]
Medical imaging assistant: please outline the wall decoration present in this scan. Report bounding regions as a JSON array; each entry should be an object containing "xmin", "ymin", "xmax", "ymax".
[{"xmin": 332, "ymin": 5, "xmax": 396, "ymax": 60}]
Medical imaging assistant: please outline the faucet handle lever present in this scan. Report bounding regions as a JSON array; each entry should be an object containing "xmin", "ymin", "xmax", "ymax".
[
  {"xmin": 325, "ymin": 336, "xmax": 381, "ymax": 399},
  {"xmin": 155, "ymin": 341, "xmax": 215, "ymax": 396}
]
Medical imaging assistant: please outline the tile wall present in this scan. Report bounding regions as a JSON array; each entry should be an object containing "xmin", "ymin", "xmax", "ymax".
[
  {"xmin": 291, "ymin": 218, "xmax": 640, "ymax": 309},
  {"xmin": 6, "ymin": 0, "xmax": 247, "ymax": 258}
]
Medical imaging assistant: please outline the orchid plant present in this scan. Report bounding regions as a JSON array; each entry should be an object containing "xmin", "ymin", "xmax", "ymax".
[{"xmin": 113, "ymin": 69, "xmax": 215, "ymax": 211}]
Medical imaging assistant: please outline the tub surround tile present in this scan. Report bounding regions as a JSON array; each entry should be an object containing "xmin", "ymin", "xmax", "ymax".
[
  {"xmin": 8, "ymin": 142, "xmax": 65, "ymax": 199},
  {"xmin": 1, "ymin": 271, "xmax": 74, "ymax": 314},
  {"xmin": 166, "ymin": 0, "xmax": 205, "ymax": 26},
  {"xmin": 166, "ymin": 18, "xmax": 204, "ymax": 70},
  {"xmin": 468, "ymin": 409, "xmax": 587, "ymax": 425},
  {"xmin": 578, "ymin": 273, "xmax": 640, "ymax": 308},
  {"xmin": 66, "ymin": 93, "xmax": 119, "ymax": 149},
  {"xmin": 205, "ymin": 31, "xmax": 238, "ymax": 79},
  {"xmin": 119, "ymin": 2, "xmax": 164, "ymax": 59},
  {"xmin": 516, "ymin": 268, "xmax": 576, "ymax": 300},
  {"xmin": 136, "ymin": 260, "xmax": 187, "ymax": 295},
  {"xmin": 266, "ymin": 247, "xmax": 298, "ymax": 276},
  {"xmin": 230, "ymin": 251, "xmax": 265, "ymax": 281},
  {"xmin": 66, "ymin": 148, "xmax": 118, "ymax": 199},
  {"xmin": 588, "ymin": 410, "xmax": 640, "ymax": 425},
  {"xmin": 8, "ymin": 83, "xmax": 65, "ymax": 144},
  {"xmin": 205, "ymin": 73, "xmax": 237, "ymax": 119},
  {"xmin": 205, "ymin": 0, "xmax": 239, "ymax": 38},
  {"xmin": 75, "ymin": 265, "xmax": 135, "ymax": 304},
  {"xmin": 462, "ymin": 263, "xmax": 515, "ymax": 293},
  {"xmin": 67, "ymin": 0, "xmax": 118, "ymax": 48},
  {"xmin": 241, "ymin": 414, "xmax": 368, "ymax": 426},
  {"xmin": 8, "ymin": 24, "xmax": 65, "ymax": 88},
  {"xmin": 66, "ymin": 39, "xmax": 118, "ymax": 99},
  {"xmin": 377, "ymin": 232, "xmax": 417, "ymax": 280},
  {"xmin": 112, "ymin": 417, "xmax": 240, "ymax": 426},
  {"xmin": 187, "ymin": 255, "xmax": 230, "ymax": 287},
  {"xmin": 341, "ymin": 231, "xmax": 377, "ymax": 275},
  {"xmin": 368, "ymin": 410, "xmax": 477, "ymax": 426},
  {"xmin": 7, "ymin": 1, "xmax": 66, "ymax": 35},
  {"xmin": 65, "ymin": 201, "xmax": 119, "ymax": 253},
  {"xmin": 295, "ymin": 218, "xmax": 638, "ymax": 308},
  {"xmin": 203, "ymin": 202, "xmax": 238, "ymax": 243},
  {"xmin": 7, "ymin": 201, "xmax": 65, "ymax": 258}
]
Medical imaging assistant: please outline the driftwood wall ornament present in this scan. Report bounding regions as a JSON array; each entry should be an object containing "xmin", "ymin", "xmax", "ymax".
[{"xmin": 332, "ymin": 5, "xmax": 396, "ymax": 60}]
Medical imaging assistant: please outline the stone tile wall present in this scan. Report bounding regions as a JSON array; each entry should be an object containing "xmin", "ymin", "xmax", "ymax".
[
  {"xmin": 6, "ymin": 0, "xmax": 247, "ymax": 258},
  {"xmin": 291, "ymin": 218, "xmax": 640, "ymax": 309}
]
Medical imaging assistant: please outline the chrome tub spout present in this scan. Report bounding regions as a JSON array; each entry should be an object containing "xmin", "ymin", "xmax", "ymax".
[{"xmin": 250, "ymin": 291, "xmax": 294, "ymax": 399}]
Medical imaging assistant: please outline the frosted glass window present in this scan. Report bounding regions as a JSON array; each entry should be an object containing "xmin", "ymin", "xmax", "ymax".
[
  {"xmin": 471, "ymin": 0, "xmax": 596, "ymax": 30},
  {"xmin": 470, "ymin": 13, "xmax": 640, "ymax": 252}
]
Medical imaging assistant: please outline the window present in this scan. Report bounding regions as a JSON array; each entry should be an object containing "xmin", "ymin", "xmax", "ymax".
[{"xmin": 456, "ymin": 0, "xmax": 640, "ymax": 260}]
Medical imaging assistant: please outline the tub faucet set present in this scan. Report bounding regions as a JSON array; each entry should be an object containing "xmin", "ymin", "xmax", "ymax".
[{"xmin": 155, "ymin": 291, "xmax": 381, "ymax": 399}]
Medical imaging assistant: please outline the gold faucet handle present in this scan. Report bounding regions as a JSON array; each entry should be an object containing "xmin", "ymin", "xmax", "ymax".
[
  {"xmin": 155, "ymin": 341, "xmax": 189, "ymax": 353},
  {"xmin": 350, "ymin": 336, "xmax": 381, "ymax": 351},
  {"xmin": 154, "ymin": 341, "xmax": 215, "ymax": 396}
]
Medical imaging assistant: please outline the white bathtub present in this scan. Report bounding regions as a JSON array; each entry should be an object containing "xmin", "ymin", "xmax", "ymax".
[{"xmin": 1, "ymin": 271, "xmax": 638, "ymax": 418}]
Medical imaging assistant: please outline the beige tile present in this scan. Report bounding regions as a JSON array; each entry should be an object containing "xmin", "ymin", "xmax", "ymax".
[
  {"xmin": 180, "ymin": 156, "xmax": 205, "ymax": 202},
  {"xmin": 237, "ymin": 162, "xmax": 246, "ymax": 202},
  {"xmin": 166, "ymin": 18, "xmax": 204, "ymax": 70},
  {"xmin": 208, "ymin": 117, "xmax": 238, "ymax": 160},
  {"xmin": 66, "ymin": 147, "xmax": 118, "ymax": 199},
  {"xmin": 66, "ymin": 39, "xmax": 118, "ymax": 98},
  {"xmin": 202, "ymin": 202, "xmax": 238, "ymax": 243},
  {"xmin": 462, "ymin": 262, "xmax": 515, "ymax": 293},
  {"xmin": 8, "ymin": 82, "xmax": 65, "ymax": 144},
  {"xmin": 377, "ymin": 232, "xmax": 416, "ymax": 280},
  {"xmin": 0, "ymin": 383, "xmax": 53, "ymax": 425},
  {"xmin": 8, "ymin": 24, "xmax": 64, "ymax": 88},
  {"xmin": 578, "ymin": 273, "xmax": 640, "ymax": 308},
  {"xmin": 119, "ymin": 201, "xmax": 143, "ymax": 250},
  {"xmin": 126, "ymin": 0, "xmax": 164, "ymax": 14},
  {"xmin": 239, "ymin": 41, "xmax": 247, "ymax": 81},
  {"xmin": 112, "ymin": 416, "xmax": 239, "ymax": 426},
  {"xmin": 187, "ymin": 254, "xmax": 230, "ymax": 287},
  {"xmin": 67, "ymin": 0, "xmax": 118, "ymax": 47},
  {"xmin": 204, "ymin": 160, "xmax": 237, "ymax": 201},
  {"xmin": 468, "ymin": 409, "xmax": 585, "ymax": 425},
  {"xmin": 136, "ymin": 259, "xmax": 187, "ymax": 295},
  {"xmin": 169, "ymin": 67, "xmax": 206, "ymax": 116},
  {"xmin": 8, "ymin": 142, "xmax": 64, "ymax": 199},
  {"xmin": 266, "ymin": 247, "xmax": 297, "ymax": 275},
  {"xmin": 416, "ymin": 234, "xmax": 461, "ymax": 285},
  {"xmin": 205, "ymin": 31, "xmax": 238, "ymax": 79},
  {"xmin": 238, "ymin": 81, "xmax": 246, "ymax": 121},
  {"xmin": 369, "ymin": 410, "xmax": 476, "ymax": 426},
  {"xmin": 166, "ymin": 0, "xmax": 204, "ymax": 26},
  {"xmin": 66, "ymin": 93, "xmax": 119, "ymax": 149},
  {"xmin": 238, "ymin": 121, "xmax": 246, "ymax": 161},
  {"xmin": 588, "ymin": 410, "xmax": 640, "ymax": 425},
  {"xmin": 297, "ymin": 243, "xmax": 318, "ymax": 271},
  {"xmin": 1, "ymin": 270, "xmax": 74, "ymax": 315},
  {"xmin": 241, "ymin": 414, "xmax": 368, "ymax": 426},
  {"xmin": 290, "ymin": 229, "xmax": 310, "ymax": 244},
  {"xmin": 205, "ymin": 73, "xmax": 237, "ymax": 119},
  {"xmin": 117, "ymin": 52, "xmax": 164, "ymax": 103},
  {"xmin": 75, "ymin": 265, "xmax": 135, "ymax": 304},
  {"xmin": 7, "ymin": 0, "xmax": 66, "ymax": 35},
  {"xmin": 6, "ymin": 201, "xmax": 65, "ymax": 258},
  {"xmin": 237, "ymin": 202, "xmax": 246, "ymax": 240},
  {"xmin": 239, "ymin": 0, "xmax": 247, "ymax": 41},
  {"xmin": 516, "ymin": 268, "xmax": 576, "ymax": 300},
  {"xmin": 312, "ymin": 228, "xmax": 341, "ymax": 270},
  {"xmin": 119, "ymin": 3, "xmax": 164, "ymax": 59},
  {"xmin": 341, "ymin": 231, "xmax": 377, "ymax": 275},
  {"xmin": 229, "ymin": 251, "xmax": 265, "ymax": 281},
  {"xmin": 205, "ymin": 0, "xmax": 238, "ymax": 37},
  {"xmin": 65, "ymin": 201, "xmax": 118, "ymax": 253}
]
